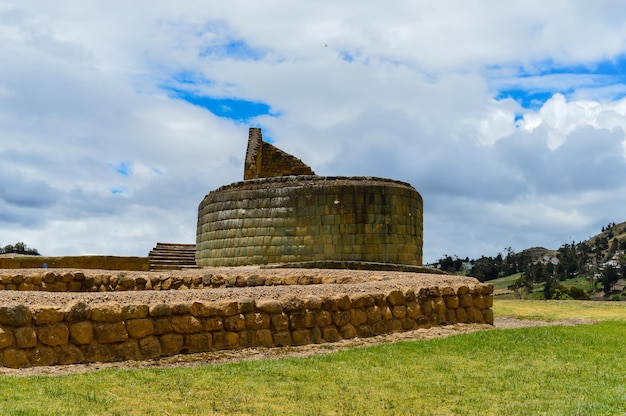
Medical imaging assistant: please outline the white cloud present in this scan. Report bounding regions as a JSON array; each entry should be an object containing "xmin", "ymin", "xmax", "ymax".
[{"xmin": 1, "ymin": 1, "xmax": 626, "ymax": 262}]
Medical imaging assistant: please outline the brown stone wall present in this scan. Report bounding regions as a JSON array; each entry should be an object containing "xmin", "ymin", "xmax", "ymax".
[
  {"xmin": 243, "ymin": 128, "xmax": 314, "ymax": 180},
  {"xmin": 0, "ymin": 256, "xmax": 150, "ymax": 271},
  {"xmin": 196, "ymin": 176, "xmax": 423, "ymax": 267},
  {"xmin": 0, "ymin": 284, "xmax": 493, "ymax": 368}
]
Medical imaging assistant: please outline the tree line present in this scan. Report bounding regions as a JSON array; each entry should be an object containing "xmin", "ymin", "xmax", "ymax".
[
  {"xmin": 434, "ymin": 223, "xmax": 626, "ymax": 299},
  {"xmin": 0, "ymin": 242, "xmax": 40, "ymax": 256}
]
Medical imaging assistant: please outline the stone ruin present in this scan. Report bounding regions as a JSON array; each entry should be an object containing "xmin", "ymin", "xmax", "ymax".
[
  {"xmin": 0, "ymin": 128, "xmax": 494, "ymax": 369},
  {"xmin": 196, "ymin": 128, "xmax": 424, "ymax": 267}
]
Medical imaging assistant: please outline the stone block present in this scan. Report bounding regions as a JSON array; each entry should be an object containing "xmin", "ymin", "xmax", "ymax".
[
  {"xmin": 460, "ymin": 294, "xmax": 474, "ymax": 308},
  {"xmin": 57, "ymin": 345, "xmax": 84, "ymax": 365},
  {"xmin": 139, "ymin": 336, "xmax": 162, "ymax": 359},
  {"xmin": 172, "ymin": 315, "xmax": 202, "ymax": 334},
  {"xmin": 94, "ymin": 322, "xmax": 128, "ymax": 343},
  {"xmin": 0, "ymin": 326, "xmax": 15, "ymax": 348},
  {"xmin": 291, "ymin": 329, "xmax": 311, "ymax": 345},
  {"xmin": 91, "ymin": 304, "xmax": 122, "ymax": 322},
  {"xmin": 350, "ymin": 309, "xmax": 368, "ymax": 327},
  {"xmin": 216, "ymin": 301, "xmax": 239, "ymax": 317},
  {"xmin": 3, "ymin": 349, "xmax": 29, "ymax": 368},
  {"xmin": 356, "ymin": 324, "xmax": 373, "ymax": 338},
  {"xmin": 244, "ymin": 313, "xmax": 270, "ymax": 330},
  {"xmin": 253, "ymin": 329, "xmax": 274, "ymax": 347},
  {"xmin": 321, "ymin": 326, "xmax": 340, "ymax": 342},
  {"xmin": 224, "ymin": 315, "xmax": 246, "ymax": 332},
  {"xmin": 386, "ymin": 290, "xmax": 406, "ymax": 306},
  {"xmin": 339, "ymin": 324, "xmax": 356, "ymax": 339},
  {"xmin": 270, "ymin": 313, "xmax": 289, "ymax": 331},
  {"xmin": 37, "ymin": 323, "xmax": 69, "ymax": 346},
  {"xmin": 70, "ymin": 321, "xmax": 93, "ymax": 345},
  {"xmin": 28, "ymin": 346, "xmax": 57, "ymax": 367},
  {"xmin": 256, "ymin": 299, "xmax": 282, "ymax": 314},
  {"xmin": 126, "ymin": 318, "xmax": 155, "ymax": 338},
  {"xmin": 159, "ymin": 333, "xmax": 184, "ymax": 355},
  {"xmin": 33, "ymin": 307, "xmax": 64, "ymax": 325},
  {"xmin": 122, "ymin": 305, "xmax": 149, "ymax": 320},
  {"xmin": 184, "ymin": 333, "xmax": 211, "ymax": 353},
  {"xmin": 112, "ymin": 340, "xmax": 141, "ymax": 361},
  {"xmin": 149, "ymin": 304, "xmax": 171, "ymax": 317},
  {"xmin": 0, "ymin": 305, "xmax": 32, "ymax": 326},
  {"xmin": 406, "ymin": 302, "xmax": 421, "ymax": 319},
  {"xmin": 15, "ymin": 327, "xmax": 37, "ymax": 348}
]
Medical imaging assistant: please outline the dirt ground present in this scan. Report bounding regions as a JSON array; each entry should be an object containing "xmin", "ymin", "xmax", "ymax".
[{"xmin": 0, "ymin": 316, "xmax": 590, "ymax": 377}]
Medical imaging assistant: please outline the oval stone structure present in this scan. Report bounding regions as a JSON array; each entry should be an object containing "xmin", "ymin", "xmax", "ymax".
[{"xmin": 196, "ymin": 175, "xmax": 423, "ymax": 267}]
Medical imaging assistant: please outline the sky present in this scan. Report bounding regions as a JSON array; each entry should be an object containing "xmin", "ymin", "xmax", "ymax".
[{"xmin": 2, "ymin": 1, "xmax": 626, "ymax": 263}]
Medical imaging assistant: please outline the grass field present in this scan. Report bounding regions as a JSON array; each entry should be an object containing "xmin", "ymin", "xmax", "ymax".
[{"xmin": 1, "ymin": 300, "xmax": 625, "ymax": 415}]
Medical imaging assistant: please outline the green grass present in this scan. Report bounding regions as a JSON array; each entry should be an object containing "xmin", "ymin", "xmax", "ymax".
[
  {"xmin": 1, "ymin": 300, "xmax": 625, "ymax": 415},
  {"xmin": 495, "ymin": 298, "xmax": 626, "ymax": 322},
  {"xmin": 486, "ymin": 273, "xmax": 522, "ymax": 293}
]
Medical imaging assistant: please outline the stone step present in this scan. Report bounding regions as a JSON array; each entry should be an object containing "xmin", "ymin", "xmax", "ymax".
[{"xmin": 148, "ymin": 242, "xmax": 197, "ymax": 271}]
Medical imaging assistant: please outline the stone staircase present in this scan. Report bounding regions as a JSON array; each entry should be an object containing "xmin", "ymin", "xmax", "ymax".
[{"xmin": 148, "ymin": 243, "xmax": 198, "ymax": 271}]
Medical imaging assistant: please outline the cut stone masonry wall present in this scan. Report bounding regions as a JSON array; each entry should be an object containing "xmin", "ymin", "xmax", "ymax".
[
  {"xmin": 244, "ymin": 127, "xmax": 314, "ymax": 180},
  {"xmin": 0, "ymin": 281, "xmax": 493, "ymax": 368},
  {"xmin": 197, "ymin": 176, "xmax": 423, "ymax": 267}
]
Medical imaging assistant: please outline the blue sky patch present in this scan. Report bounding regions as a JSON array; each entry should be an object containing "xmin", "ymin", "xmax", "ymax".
[
  {"xmin": 494, "ymin": 54, "xmax": 626, "ymax": 109},
  {"xmin": 110, "ymin": 188, "xmax": 124, "ymax": 195},
  {"xmin": 168, "ymin": 89, "xmax": 276, "ymax": 121},
  {"xmin": 496, "ymin": 89, "xmax": 557, "ymax": 110},
  {"xmin": 108, "ymin": 161, "xmax": 132, "ymax": 177},
  {"xmin": 199, "ymin": 39, "xmax": 265, "ymax": 61},
  {"xmin": 340, "ymin": 51, "xmax": 354, "ymax": 63}
]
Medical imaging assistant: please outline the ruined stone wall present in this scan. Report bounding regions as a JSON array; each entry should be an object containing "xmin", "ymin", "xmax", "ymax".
[
  {"xmin": 0, "ymin": 256, "xmax": 149, "ymax": 271},
  {"xmin": 0, "ymin": 284, "xmax": 493, "ymax": 368},
  {"xmin": 243, "ymin": 127, "xmax": 314, "ymax": 180},
  {"xmin": 196, "ymin": 176, "xmax": 423, "ymax": 267}
]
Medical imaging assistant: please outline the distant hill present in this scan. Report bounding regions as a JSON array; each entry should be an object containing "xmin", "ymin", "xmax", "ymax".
[
  {"xmin": 520, "ymin": 221, "xmax": 626, "ymax": 263},
  {"xmin": 519, "ymin": 247, "xmax": 557, "ymax": 261}
]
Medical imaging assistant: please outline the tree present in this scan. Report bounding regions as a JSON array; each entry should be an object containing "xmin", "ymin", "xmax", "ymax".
[
  {"xmin": 601, "ymin": 265, "xmax": 619, "ymax": 295},
  {"xmin": 0, "ymin": 242, "xmax": 40, "ymax": 256}
]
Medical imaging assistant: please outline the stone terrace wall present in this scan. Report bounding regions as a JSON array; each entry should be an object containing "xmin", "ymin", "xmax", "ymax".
[
  {"xmin": 0, "ymin": 256, "xmax": 149, "ymax": 271},
  {"xmin": 0, "ymin": 284, "xmax": 493, "ymax": 368},
  {"xmin": 197, "ymin": 176, "xmax": 423, "ymax": 267}
]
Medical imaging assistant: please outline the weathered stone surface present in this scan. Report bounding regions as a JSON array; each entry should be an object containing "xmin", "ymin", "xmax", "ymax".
[
  {"xmin": 0, "ymin": 327, "xmax": 14, "ymax": 348},
  {"xmin": 70, "ymin": 321, "xmax": 93, "ymax": 345},
  {"xmin": 28, "ymin": 346, "xmax": 56, "ymax": 367},
  {"xmin": 159, "ymin": 333, "xmax": 183, "ymax": 355},
  {"xmin": 184, "ymin": 333, "xmax": 211, "ymax": 353},
  {"xmin": 91, "ymin": 304, "xmax": 122, "ymax": 322},
  {"xmin": 0, "ymin": 305, "xmax": 31, "ymax": 326},
  {"xmin": 386, "ymin": 290, "xmax": 406, "ymax": 306},
  {"xmin": 139, "ymin": 336, "xmax": 161, "ymax": 358},
  {"xmin": 33, "ymin": 308, "xmax": 65, "ymax": 325},
  {"xmin": 270, "ymin": 313, "xmax": 290, "ymax": 330},
  {"xmin": 203, "ymin": 317, "xmax": 224, "ymax": 331},
  {"xmin": 94, "ymin": 322, "xmax": 128, "ymax": 343},
  {"xmin": 3, "ymin": 349, "xmax": 29, "ymax": 368},
  {"xmin": 149, "ymin": 304, "xmax": 171, "ymax": 317},
  {"xmin": 171, "ymin": 315, "xmax": 202, "ymax": 334},
  {"xmin": 153, "ymin": 317, "xmax": 173, "ymax": 335},
  {"xmin": 15, "ymin": 327, "xmax": 37, "ymax": 348},
  {"xmin": 255, "ymin": 299, "xmax": 282, "ymax": 314},
  {"xmin": 57, "ymin": 345, "xmax": 84, "ymax": 365},
  {"xmin": 224, "ymin": 315, "xmax": 246, "ymax": 332},
  {"xmin": 244, "ymin": 312, "xmax": 270, "ymax": 330},
  {"xmin": 126, "ymin": 318, "xmax": 154, "ymax": 338},
  {"xmin": 291, "ymin": 329, "xmax": 311, "ymax": 345},
  {"xmin": 37, "ymin": 323, "xmax": 69, "ymax": 346},
  {"xmin": 190, "ymin": 301, "xmax": 219, "ymax": 317},
  {"xmin": 122, "ymin": 305, "xmax": 149, "ymax": 320}
]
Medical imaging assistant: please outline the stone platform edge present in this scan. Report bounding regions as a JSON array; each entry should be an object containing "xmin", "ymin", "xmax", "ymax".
[{"xmin": 0, "ymin": 283, "xmax": 493, "ymax": 368}]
